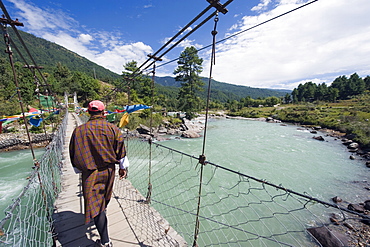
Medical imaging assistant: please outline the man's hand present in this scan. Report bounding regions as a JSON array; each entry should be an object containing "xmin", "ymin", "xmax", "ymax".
[{"xmin": 119, "ymin": 168, "xmax": 127, "ymax": 179}]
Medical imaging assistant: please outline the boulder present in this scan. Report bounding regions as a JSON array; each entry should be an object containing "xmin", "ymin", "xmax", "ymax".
[
  {"xmin": 157, "ymin": 126, "xmax": 168, "ymax": 134},
  {"xmin": 342, "ymin": 139, "xmax": 352, "ymax": 146},
  {"xmin": 307, "ymin": 226, "xmax": 349, "ymax": 247},
  {"xmin": 364, "ymin": 200, "xmax": 370, "ymax": 210},
  {"xmin": 348, "ymin": 203, "xmax": 365, "ymax": 213},
  {"xmin": 181, "ymin": 130, "xmax": 201, "ymax": 138},
  {"xmin": 348, "ymin": 142, "xmax": 359, "ymax": 149},
  {"xmin": 332, "ymin": 196, "xmax": 342, "ymax": 203},
  {"xmin": 137, "ymin": 124, "xmax": 151, "ymax": 135},
  {"xmin": 313, "ymin": 136, "xmax": 325, "ymax": 141}
]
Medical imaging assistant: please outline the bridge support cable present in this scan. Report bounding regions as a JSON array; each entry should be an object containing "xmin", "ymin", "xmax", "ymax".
[
  {"xmin": 145, "ymin": 54, "xmax": 163, "ymax": 204},
  {"xmin": 155, "ymin": 0, "xmax": 319, "ymax": 72},
  {"xmin": 145, "ymin": 54, "xmax": 162, "ymax": 204},
  {"xmin": 105, "ymin": 0, "xmax": 233, "ymax": 100},
  {"xmin": 1, "ymin": 17, "xmax": 55, "ymax": 234},
  {"xmin": 193, "ymin": 8, "xmax": 224, "ymax": 247},
  {"xmin": 0, "ymin": 18, "xmax": 37, "ymax": 160},
  {"xmin": 0, "ymin": 6, "xmax": 62, "ymax": 245},
  {"xmin": 139, "ymin": 0, "xmax": 232, "ymax": 77},
  {"xmin": 0, "ymin": 1, "xmax": 53, "ymax": 97}
]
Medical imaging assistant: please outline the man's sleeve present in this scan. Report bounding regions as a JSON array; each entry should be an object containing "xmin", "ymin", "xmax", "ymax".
[
  {"xmin": 115, "ymin": 128, "xmax": 126, "ymax": 160},
  {"xmin": 69, "ymin": 130, "xmax": 79, "ymax": 168},
  {"xmin": 119, "ymin": 157, "xmax": 130, "ymax": 169}
]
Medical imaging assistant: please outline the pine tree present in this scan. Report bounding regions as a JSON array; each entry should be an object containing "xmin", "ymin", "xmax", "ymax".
[{"xmin": 174, "ymin": 46, "xmax": 204, "ymax": 120}]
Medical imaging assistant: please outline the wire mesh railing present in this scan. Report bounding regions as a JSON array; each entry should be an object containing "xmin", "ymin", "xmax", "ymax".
[
  {"xmin": 114, "ymin": 137, "xmax": 370, "ymax": 247},
  {"xmin": 0, "ymin": 110, "xmax": 68, "ymax": 247}
]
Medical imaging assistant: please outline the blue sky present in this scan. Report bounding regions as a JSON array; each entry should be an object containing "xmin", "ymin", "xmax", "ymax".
[{"xmin": 2, "ymin": 0, "xmax": 370, "ymax": 89}]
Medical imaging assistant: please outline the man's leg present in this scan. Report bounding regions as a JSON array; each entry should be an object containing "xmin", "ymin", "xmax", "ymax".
[{"xmin": 94, "ymin": 210, "xmax": 109, "ymax": 244}]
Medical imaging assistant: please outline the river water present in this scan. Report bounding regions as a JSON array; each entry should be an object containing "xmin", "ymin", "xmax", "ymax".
[
  {"xmin": 159, "ymin": 118, "xmax": 369, "ymax": 202},
  {"xmin": 0, "ymin": 149, "xmax": 44, "ymax": 217}
]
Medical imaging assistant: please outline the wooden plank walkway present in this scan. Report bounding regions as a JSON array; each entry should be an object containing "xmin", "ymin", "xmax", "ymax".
[{"xmin": 52, "ymin": 112, "xmax": 187, "ymax": 247}]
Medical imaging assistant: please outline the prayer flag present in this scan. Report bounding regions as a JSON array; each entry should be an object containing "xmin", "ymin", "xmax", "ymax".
[
  {"xmin": 29, "ymin": 117, "xmax": 43, "ymax": 127},
  {"xmin": 119, "ymin": 112, "xmax": 129, "ymax": 128},
  {"xmin": 125, "ymin": 104, "xmax": 150, "ymax": 114}
]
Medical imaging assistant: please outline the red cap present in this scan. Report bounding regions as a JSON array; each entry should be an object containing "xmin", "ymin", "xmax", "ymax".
[{"xmin": 88, "ymin": 100, "xmax": 105, "ymax": 112}]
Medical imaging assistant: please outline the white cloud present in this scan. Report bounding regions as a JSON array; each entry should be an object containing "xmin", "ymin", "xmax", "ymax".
[
  {"xmin": 5, "ymin": 0, "xmax": 154, "ymax": 75},
  {"xmin": 7, "ymin": 0, "xmax": 78, "ymax": 33},
  {"xmin": 78, "ymin": 34, "xmax": 93, "ymax": 44},
  {"xmin": 202, "ymin": 0, "xmax": 370, "ymax": 89},
  {"xmin": 94, "ymin": 42, "xmax": 153, "ymax": 73},
  {"xmin": 251, "ymin": 0, "xmax": 272, "ymax": 12}
]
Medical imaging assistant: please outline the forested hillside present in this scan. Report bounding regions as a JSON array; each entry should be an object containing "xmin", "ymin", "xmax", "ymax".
[
  {"xmin": 0, "ymin": 29, "xmax": 290, "ymax": 103},
  {"xmin": 0, "ymin": 29, "xmax": 121, "ymax": 83},
  {"xmin": 155, "ymin": 76, "xmax": 290, "ymax": 102}
]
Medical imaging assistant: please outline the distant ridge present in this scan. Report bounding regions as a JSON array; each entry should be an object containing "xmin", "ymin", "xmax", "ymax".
[
  {"xmin": 2, "ymin": 29, "xmax": 290, "ymax": 101},
  {"xmin": 155, "ymin": 76, "xmax": 291, "ymax": 102}
]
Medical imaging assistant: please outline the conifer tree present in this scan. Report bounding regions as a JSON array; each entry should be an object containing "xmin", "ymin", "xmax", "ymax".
[{"xmin": 174, "ymin": 46, "xmax": 204, "ymax": 120}]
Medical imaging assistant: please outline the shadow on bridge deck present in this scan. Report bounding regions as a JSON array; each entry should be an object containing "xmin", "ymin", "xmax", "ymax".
[{"xmin": 52, "ymin": 113, "xmax": 186, "ymax": 247}]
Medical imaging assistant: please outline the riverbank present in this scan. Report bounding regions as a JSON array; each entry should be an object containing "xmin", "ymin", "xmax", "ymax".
[{"xmin": 0, "ymin": 132, "xmax": 53, "ymax": 152}]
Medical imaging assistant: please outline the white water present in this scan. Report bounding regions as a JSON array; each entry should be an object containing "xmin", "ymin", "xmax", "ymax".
[
  {"xmin": 0, "ymin": 149, "xmax": 44, "ymax": 217},
  {"xmin": 161, "ymin": 118, "xmax": 368, "ymax": 203}
]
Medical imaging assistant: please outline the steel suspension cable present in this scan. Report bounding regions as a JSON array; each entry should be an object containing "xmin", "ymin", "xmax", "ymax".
[
  {"xmin": 140, "ymin": 0, "xmax": 233, "ymax": 75},
  {"xmin": 0, "ymin": 1, "xmax": 59, "ymax": 112},
  {"xmin": 1, "ymin": 22, "xmax": 36, "ymax": 160},
  {"xmin": 106, "ymin": 0, "xmax": 233, "ymax": 100},
  {"xmin": 193, "ymin": 12, "xmax": 221, "ymax": 247},
  {"xmin": 136, "ymin": 4, "xmax": 214, "ymax": 73},
  {"xmin": 153, "ymin": 0, "xmax": 319, "ymax": 71},
  {"xmin": 0, "ymin": 1, "xmax": 50, "ymax": 89}
]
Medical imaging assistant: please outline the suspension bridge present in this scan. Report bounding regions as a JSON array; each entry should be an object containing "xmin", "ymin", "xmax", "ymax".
[
  {"xmin": 1, "ymin": 102, "xmax": 369, "ymax": 247},
  {"xmin": 0, "ymin": 0, "xmax": 369, "ymax": 246}
]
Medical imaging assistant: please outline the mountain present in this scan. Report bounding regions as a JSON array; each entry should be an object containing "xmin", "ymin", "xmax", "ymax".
[
  {"xmin": 2, "ymin": 28, "xmax": 290, "ymax": 101},
  {"xmin": 155, "ymin": 76, "xmax": 291, "ymax": 102},
  {"xmin": 0, "ymin": 29, "xmax": 121, "ymax": 82}
]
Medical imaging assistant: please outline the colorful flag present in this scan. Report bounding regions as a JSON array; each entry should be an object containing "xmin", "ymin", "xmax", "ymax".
[
  {"xmin": 125, "ymin": 104, "xmax": 150, "ymax": 114},
  {"xmin": 29, "ymin": 117, "xmax": 43, "ymax": 127},
  {"xmin": 119, "ymin": 112, "xmax": 129, "ymax": 128}
]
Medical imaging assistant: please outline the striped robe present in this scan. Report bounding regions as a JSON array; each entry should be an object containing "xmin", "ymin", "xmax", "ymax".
[{"xmin": 69, "ymin": 115, "xmax": 126, "ymax": 224}]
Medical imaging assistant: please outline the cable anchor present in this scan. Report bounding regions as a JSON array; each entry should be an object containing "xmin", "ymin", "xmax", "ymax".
[{"xmin": 206, "ymin": 0, "xmax": 228, "ymax": 14}]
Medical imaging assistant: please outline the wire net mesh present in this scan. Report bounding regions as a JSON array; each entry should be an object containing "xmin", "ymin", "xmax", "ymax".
[
  {"xmin": 0, "ymin": 110, "xmax": 67, "ymax": 247},
  {"xmin": 114, "ymin": 137, "xmax": 370, "ymax": 247}
]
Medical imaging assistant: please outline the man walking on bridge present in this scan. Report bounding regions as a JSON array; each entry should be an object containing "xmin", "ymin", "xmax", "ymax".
[{"xmin": 69, "ymin": 100, "xmax": 128, "ymax": 247}]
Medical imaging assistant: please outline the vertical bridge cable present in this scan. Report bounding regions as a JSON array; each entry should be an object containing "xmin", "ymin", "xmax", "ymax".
[
  {"xmin": 104, "ymin": 4, "xmax": 214, "ymax": 100},
  {"xmin": 146, "ymin": 54, "xmax": 163, "ymax": 204},
  {"xmin": 0, "ymin": 17, "xmax": 36, "ymax": 160},
  {"xmin": 105, "ymin": 0, "xmax": 234, "ymax": 100},
  {"xmin": 0, "ymin": 0, "xmax": 55, "ymax": 106},
  {"xmin": 0, "ymin": 13, "xmax": 53, "ymax": 235},
  {"xmin": 193, "ymin": 1, "xmax": 226, "ymax": 245}
]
